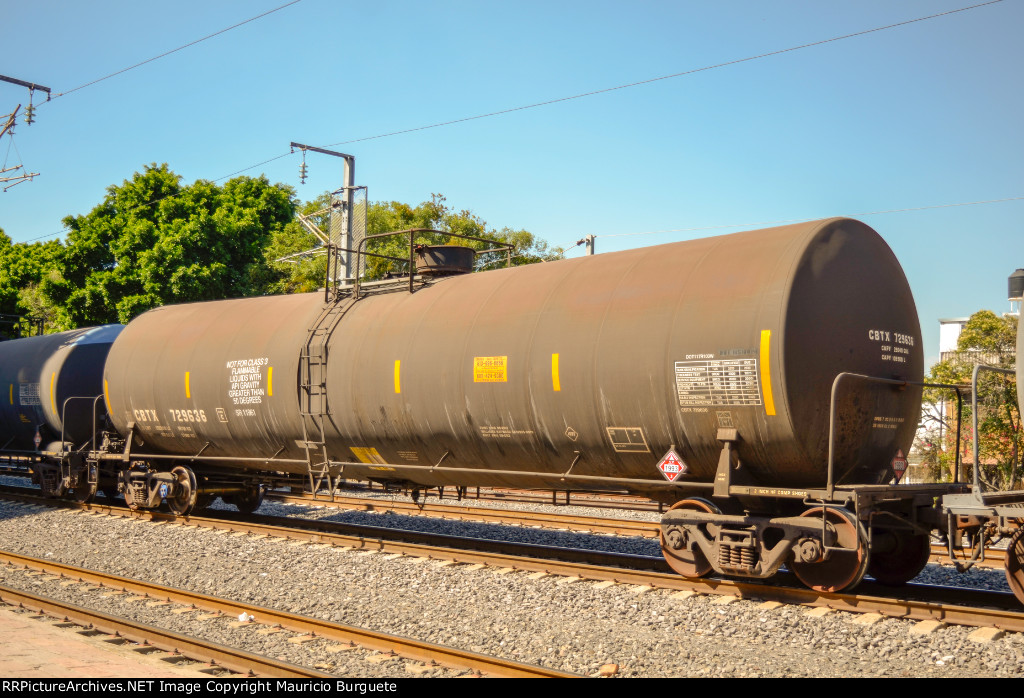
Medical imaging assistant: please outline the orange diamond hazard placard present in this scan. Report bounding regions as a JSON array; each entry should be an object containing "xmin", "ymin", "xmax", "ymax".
[{"xmin": 656, "ymin": 449, "xmax": 687, "ymax": 482}]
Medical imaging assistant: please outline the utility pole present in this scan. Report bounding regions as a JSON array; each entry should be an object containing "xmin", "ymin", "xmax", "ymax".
[
  {"xmin": 0, "ymin": 106, "xmax": 39, "ymax": 190},
  {"xmin": 575, "ymin": 234, "xmax": 596, "ymax": 255},
  {"xmin": 1, "ymin": 75, "xmax": 50, "ymax": 190},
  {"xmin": 290, "ymin": 142, "xmax": 367, "ymax": 296},
  {"xmin": 0, "ymin": 75, "xmax": 50, "ymax": 125}
]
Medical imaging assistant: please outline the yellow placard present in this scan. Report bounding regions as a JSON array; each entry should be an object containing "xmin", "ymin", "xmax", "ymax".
[
  {"xmin": 350, "ymin": 446, "xmax": 387, "ymax": 464},
  {"xmin": 473, "ymin": 356, "xmax": 508, "ymax": 383}
]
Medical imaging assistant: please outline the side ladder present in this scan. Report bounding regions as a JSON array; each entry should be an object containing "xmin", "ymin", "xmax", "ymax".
[{"xmin": 299, "ymin": 296, "xmax": 357, "ymax": 499}]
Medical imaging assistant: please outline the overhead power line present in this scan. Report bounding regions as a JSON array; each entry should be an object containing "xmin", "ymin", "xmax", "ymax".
[
  {"xmin": 14, "ymin": 0, "xmax": 1008, "ymax": 243},
  {"xmin": 560, "ymin": 194, "xmax": 1024, "ymax": 251},
  {"xmin": 322, "ymin": 0, "xmax": 1005, "ymax": 148},
  {"xmin": 50, "ymin": 0, "xmax": 304, "ymax": 99},
  {"xmin": 199, "ymin": 0, "xmax": 1012, "ymax": 201}
]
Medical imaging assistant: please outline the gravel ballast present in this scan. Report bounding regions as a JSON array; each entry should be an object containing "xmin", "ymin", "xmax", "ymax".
[{"xmin": 1, "ymin": 496, "xmax": 1022, "ymax": 678}]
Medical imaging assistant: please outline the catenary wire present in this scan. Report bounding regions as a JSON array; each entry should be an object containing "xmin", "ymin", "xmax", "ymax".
[
  {"xmin": 559, "ymin": 194, "xmax": 1024, "ymax": 250},
  {"xmin": 15, "ymin": 0, "xmax": 1008, "ymax": 242},
  {"xmin": 48, "ymin": 0, "xmax": 305, "ymax": 100},
  {"xmin": 321, "ymin": 0, "xmax": 1005, "ymax": 148}
]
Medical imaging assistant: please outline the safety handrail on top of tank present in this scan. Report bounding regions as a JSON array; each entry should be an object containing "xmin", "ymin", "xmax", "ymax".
[
  {"xmin": 352, "ymin": 228, "xmax": 514, "ymax": 300},
  {"xmin": 825, "ymin": 373, "xmax": 965, "ymax": 499}
]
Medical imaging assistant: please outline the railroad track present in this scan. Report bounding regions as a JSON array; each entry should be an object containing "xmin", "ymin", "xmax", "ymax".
[
  {"xmin": 264, "ymin": 490, "xmax": 661, "ymax": 537},
  {"xmin": 3, "ymin": 488, "xmax": 1022, "ymax": 635},
  {"xmin": 346, "ymin": 484, "xmax": 666, "ymax": 512},
  {"xmin": 0, "ymin": 480, "xmax": 1011, "ymax": 570},
  {"xmin": 266, "ymin": 489, "xmax": 1009, "ymax": 570},
  {"xmin": 0, "ymin": 584, "xmax": 329, "ymax": 678},
  {"xmin": 0, "ymin": 549, "xmax": 578, "ymax": 678}
]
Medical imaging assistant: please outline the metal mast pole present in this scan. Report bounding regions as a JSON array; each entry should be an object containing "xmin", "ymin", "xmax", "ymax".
[{"xmin": 289, "ymin": 142, "xmax": 356, "ymax": 286}]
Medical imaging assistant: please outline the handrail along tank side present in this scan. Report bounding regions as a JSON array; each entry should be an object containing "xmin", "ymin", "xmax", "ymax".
[{"xmin": 102, "ymin": 218, "xmax": 923, "ymax": 494}]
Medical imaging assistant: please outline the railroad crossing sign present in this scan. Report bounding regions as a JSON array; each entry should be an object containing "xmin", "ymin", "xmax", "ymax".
[
  {"xmin": 656, "ymin": 449, "xmax": 688, "ymax": 482},
  {"xmin": 891, "ymin": 449, "xmax": 908, "ymax": 483}
]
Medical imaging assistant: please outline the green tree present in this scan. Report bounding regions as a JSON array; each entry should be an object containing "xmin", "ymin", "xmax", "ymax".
[
  {"xmin": 0, "ymin": 228, "xmax": 62, "ymax": 331},
  {"xmin": 262, "ymin": 193, "xmax": 331, "ymax": 294},
  {"xmin": 40, "ymin": 164, "xmax": 296, "ymax": 328},
  {"xmin": 267, "ymin": 193, "xmax": 563, "ymax": 289},
  {"xmin": 916, "ymin": 311, "xmax": 1019, "ymax": 489},
  {"xmin": 364, "ymin": 194, "xmax": 562, "ymax": 277}
]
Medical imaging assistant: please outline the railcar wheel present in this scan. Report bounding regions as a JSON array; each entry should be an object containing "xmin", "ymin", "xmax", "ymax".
[
  {"xmin": 867, "ymin": 529, "xmax": 931, "ymax": 586},
  {"xmin": 166, "ymin": 466, "xmax": 198, "ymax": 516},
  {"xmin": 1004, "ymin": 528, "xmax": 1024, "ymax": 606},
  {"xmin": 70, "ymin": 482, "xmax": 96, "ymax": 504},
  {"xmin": 789, "ymin": 507, "xmax": 869, "ymax": 593},
  {"xmin": 225, "ymin": 486, "xmax": 264, "ymax": 514},
  {"xmin": 661, "ymin": 498, "xmax": 721, "ymax": 578}
]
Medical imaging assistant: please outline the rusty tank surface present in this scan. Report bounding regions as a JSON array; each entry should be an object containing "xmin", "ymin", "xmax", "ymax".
[
  {"xmin": 0, "ymin": 325, "xmax": 124, "ymax": 450},
  {"xmin": 103, "ymin": 217, "xmax": 922, "ymax": 497}
]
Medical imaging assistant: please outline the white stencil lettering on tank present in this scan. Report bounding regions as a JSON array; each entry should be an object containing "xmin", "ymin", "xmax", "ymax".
[
  {"xmin": 867, "ymin": 329, "xmax": 915, "ymax": 364},
  {"xmin": 226, "ymin": 357, "xmax": 269, "ymax": 408},
  {"xmin": 674, "ymin": 359, "xmax": 761, "ymax": 407},
  {"xmin": 18, "ymin": 383, "xmax": 40, "ymax": 406}
]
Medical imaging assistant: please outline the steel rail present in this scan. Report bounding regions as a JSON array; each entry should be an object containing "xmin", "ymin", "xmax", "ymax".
[
  {"xmin": 0, "ymin": 487, "xmax": 663, "ymax": 570},
  {"xmin": 930, "ymin": 544, "xmax": 1005, "ymax": 568},
  {"xmin": 265, "ymin": 491, "xmax": 661, "ymax": 537},
  {"xmin": 4, "ymin": 489, "xmax": 1023, "ymax": 633},
  {"xmin": 0, "ymin": 550, "xmax": 579, "ymax": 678},
  {"xmin": 0, "ymin": 583, "xmax": 330, "ymax": 678},
  {"xmin": 60, "ymin": 509, "xmax": 1024, "ymax": 633}
]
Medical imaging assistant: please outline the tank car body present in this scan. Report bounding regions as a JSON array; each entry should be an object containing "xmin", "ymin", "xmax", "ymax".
[
  {"xmin": 10, "ymin": 215, "xmax": 1024, "ymax": 599},
  {"xmin": 0, "ymin": 325, "xmax": 123, "ymax": 451},
  {"xmin": 103, "ymin": 217, "xmax": 923, "ymax": 500}
]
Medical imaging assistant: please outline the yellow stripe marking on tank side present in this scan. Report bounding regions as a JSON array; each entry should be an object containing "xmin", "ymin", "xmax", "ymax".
[
  {"xmin": 760, "ymin": 330, "xmax": 776, "ymax": 416},
  {"xmin": 552, "ymin": 353, "xmax": 561, "ymax": 392},
  {"xmin": 185, "ymin": 371, "xmax": 191, "ymax": 399},
  {"xmin": 8, "ymin": 384, "xmax": 12, "ymax": 405},
  {"xmin": 103, "ymin": 380, "xmax": 112, "ymax": 415},
  {"xmin": 267, "ymin": 366, "xmax": 273, "ymax": 397},
  {"xmin": 50, "ymin": 372, "xmax": 56, "ymax": 414},
  {"xmin": 394, "ymin": 360, "xmax": 401, "ymax": 394}
]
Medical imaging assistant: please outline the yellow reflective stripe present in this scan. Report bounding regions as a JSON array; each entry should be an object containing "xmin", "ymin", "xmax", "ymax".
[
  {"xmin": 551, "ymin": 353, "xmax": 561, "ymax": 392},
  {"xmin": 185, "ymin": 371, "xmax": 191, "ymax": 399},
  {"xmin": 760, "ymin": 330, "xmax": 776, "ymax": 416},
  {"xmin": 394, "ymin": 360, "xmax": 401, "ymax": 394},
  {"xmin": 8, "ymin": 384, "xmax": 12, "ymax": 405},
  {"xmin": 267, "ymin": 366, "xmax": 273, "ymax": 396},
  {"xmin": 49, "ymin": 372, "xmax": 56, "ymax": 414},
  {"xmin": 103, "ymin": 380, "xmax": 112, "ymax": 415}
]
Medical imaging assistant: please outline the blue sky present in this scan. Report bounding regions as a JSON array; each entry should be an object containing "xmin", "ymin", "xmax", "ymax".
[{"xmin": 2, "ymin": 0, "xmax": 1021, "ymax": 365}]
